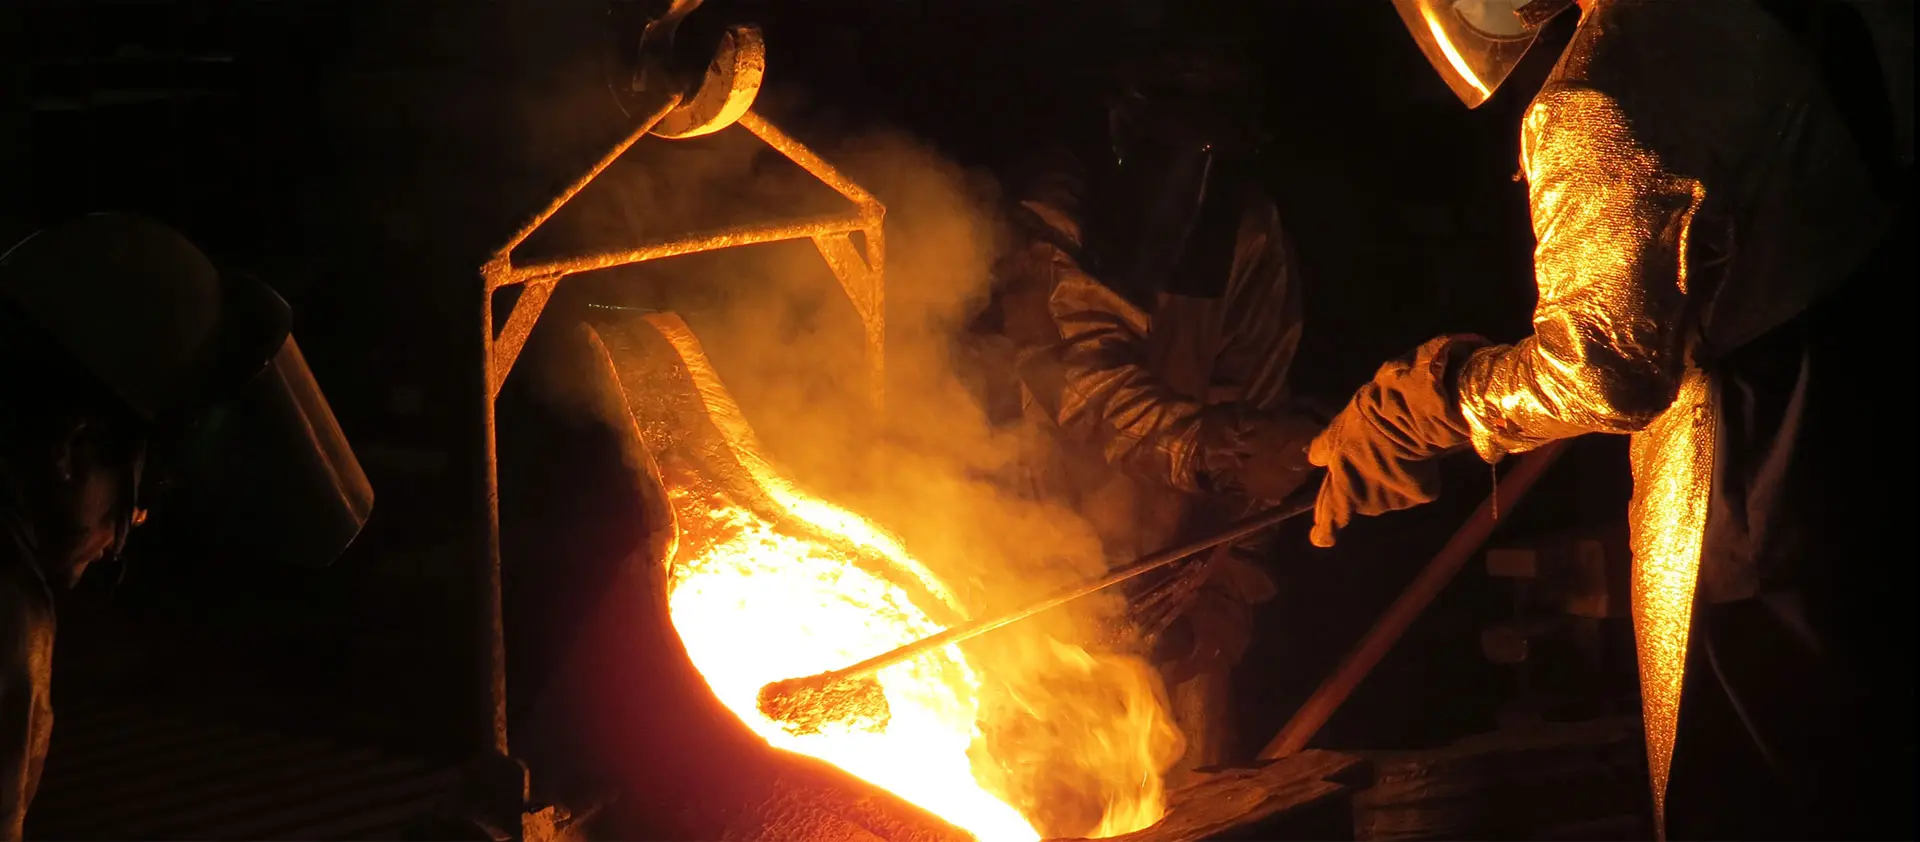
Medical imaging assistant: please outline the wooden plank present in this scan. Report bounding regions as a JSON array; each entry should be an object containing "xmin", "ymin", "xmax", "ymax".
[
  {"xmin": 1058, "ymin": 750, "xmax": 1370, "ymax": 842},
  {"xmin": 1351, "ymin": 718, "xmax": 1647, "ymax": 841}
]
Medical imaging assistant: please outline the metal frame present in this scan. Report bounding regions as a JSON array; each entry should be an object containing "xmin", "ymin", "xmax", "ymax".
[
  {"xmin": 465, "ymin": 92, "xmax": 887, "ymax": 814},
  {"xmin": 480, "ymin": 107, "xmax": 887, "ymax": 404}
]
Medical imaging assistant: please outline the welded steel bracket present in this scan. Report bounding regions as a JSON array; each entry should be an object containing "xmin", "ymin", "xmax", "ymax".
[{"xmin": 461, "ymin": 11, "xmax": 886, "ymax": 839}]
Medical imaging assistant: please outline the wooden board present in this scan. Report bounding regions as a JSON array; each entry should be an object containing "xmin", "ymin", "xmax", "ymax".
[
  {"xmin": 1057, "ymin": 750, "xmax": 1370, "ymax": 842},
  {"xmin": 1351, "ymin": 717, "xmax": 1649, "ymax": 840}
]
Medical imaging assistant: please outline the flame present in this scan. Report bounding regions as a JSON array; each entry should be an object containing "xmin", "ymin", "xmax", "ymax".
[
  {"xmin": 665, "ymin": 479, "xmax": 1177, "ymax": 841},
  {"xmin": 627, "ymin": 312, "xmax": 1176, "ymax": 840},
  {"xmin": 667, "ymin": 479, "xmax": 1038, "ymax": 842}
]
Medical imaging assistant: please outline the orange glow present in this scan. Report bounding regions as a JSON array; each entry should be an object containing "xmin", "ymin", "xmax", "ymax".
[
  {"xmin": 1421, "ymin": 5, "xmax": 1493, "ymax": 100},
  {"xmin": 668, "ymin": 485, "xmax": 1041, "ymax": 841},
  {"xmin": 647, "ymin": 316, "xmax": 1176, "ymax": 841},
  {"xmin": 1626, "ymin": 368, "xmax": 1715, "ymax": 836}
]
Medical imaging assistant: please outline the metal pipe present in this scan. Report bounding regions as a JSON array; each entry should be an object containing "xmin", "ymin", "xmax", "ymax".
[{"xmin": 1258, "ymin": 441, "xmax": 1570, "ymax": 760}]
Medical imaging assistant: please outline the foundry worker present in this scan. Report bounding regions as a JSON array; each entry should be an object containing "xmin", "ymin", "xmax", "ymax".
[
  {"xmin": 1303, "ymin": 0, "xmax": 1910, "ymax": 836},
  {"xmin": 0, "ymin": 213, "xmax": 372, "ymax": 839},
  {"xmin": 970, "ymin": 39, "xmax": 1324, "ymax": 779}
]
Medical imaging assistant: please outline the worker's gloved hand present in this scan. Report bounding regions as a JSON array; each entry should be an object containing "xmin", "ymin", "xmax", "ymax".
[
  {"xmin": 1197, "ymin": 405, "xmax": 1326, "ymax": 503},
  {"xmin": 1308, "ymin": 335, "xmax": 1489, "ymax": 548}
]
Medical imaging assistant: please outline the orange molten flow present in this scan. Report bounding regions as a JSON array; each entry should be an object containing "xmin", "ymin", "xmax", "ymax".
[
  {"xmin": 627, "ymin": 312, "xmax": 1174, "ymax": 840},
  {"xmin": 666, "ymin": 481, "xmax": 1041, "ymax": 841},
  {"xmin": 664, "ymin": 475, "xmax": 1176, "ymax": 841}
]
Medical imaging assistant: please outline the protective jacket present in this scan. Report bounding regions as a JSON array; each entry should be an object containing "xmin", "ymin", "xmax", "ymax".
[
  {"xmin": 1384, "ymin": 0, "xmax": 1900, "ymax": 828},
  {"xmin": 979, "ymin": 144, "xmax": 1307, "ymax": 771}
]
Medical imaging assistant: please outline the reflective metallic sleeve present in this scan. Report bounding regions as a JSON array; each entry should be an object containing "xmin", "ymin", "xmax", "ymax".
[{"xmin": 1456, "ymin": 85, "xmax": 1708, "ymax": 462}]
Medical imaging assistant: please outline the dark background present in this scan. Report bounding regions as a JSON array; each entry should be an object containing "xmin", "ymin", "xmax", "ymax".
[{"xmin": 5, "ymin": 0, "xmax": 1636, "ymax": 777}]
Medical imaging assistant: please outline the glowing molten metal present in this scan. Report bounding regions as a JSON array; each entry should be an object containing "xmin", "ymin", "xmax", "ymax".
[
  {"xmin": 667, "ymin": 486, "xmax": 1040, "ymax": 841},
  {"xmin": 608, "ymin": 314, "xmax": 1175, "ymax": 841}
]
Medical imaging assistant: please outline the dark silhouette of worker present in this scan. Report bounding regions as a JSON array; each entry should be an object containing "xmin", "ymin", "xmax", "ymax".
[
  {"xmin": 969, "ymin": 39, "xmax": 1324, "ymax": 780},
  {"xmin": 0, "ymin": 213, "xmax": 373, "ymax": 839}
]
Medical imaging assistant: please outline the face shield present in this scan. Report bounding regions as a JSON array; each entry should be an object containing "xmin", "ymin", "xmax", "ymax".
[
  {"xmin": 1087, "ymin": 94, "xmax": 1257, "ymax": 305},
  {"xmin": 1388, "ymin": 0, "xmax": 1574, "ymax": 108},
  {"xmin": 1, "ymin": 213, "xmax": 372, "ymax": 573},
  {"xmin": 142, "ymin": 272, "xmax": 374, "ymax": 570}
]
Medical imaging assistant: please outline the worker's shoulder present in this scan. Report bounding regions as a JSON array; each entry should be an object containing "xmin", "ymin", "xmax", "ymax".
[
  {"xmin": 1533, "ymin": 0, "xmax": 1819, "ymax": 167},
  {"xmin": 1554, "ymin": 0, "xmax": 1815, "ymax": 105},
  {"xmin": 1235, "ymin": 186, "xmax": 1289, "ymax": 245}
]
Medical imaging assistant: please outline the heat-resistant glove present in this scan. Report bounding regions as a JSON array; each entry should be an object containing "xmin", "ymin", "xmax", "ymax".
[
  {"xmin": 1307, "ymin": 335, "xmax": 1489, "ymax": 548},
  {"xmin": 1196, "ymin": 405, "xmax": 1327, "ymax": 503}
]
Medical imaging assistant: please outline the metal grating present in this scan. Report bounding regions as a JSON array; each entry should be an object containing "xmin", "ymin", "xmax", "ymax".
[{"xmin": 24, "ymin": 701, "xmax": 460, "ymax": 841}]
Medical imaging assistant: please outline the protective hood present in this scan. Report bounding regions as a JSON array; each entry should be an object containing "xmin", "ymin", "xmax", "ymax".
[
  {"xmin": 0, "ymin": 214, "xmax": 372, "ymax": 569},
  {"xmin": 1390, "ymin": 0, "xmax": 1575, "ymax": 108},
  {"xmin": 1085, "ymin": 80, "xmax": 1260, "ymax": 306}
]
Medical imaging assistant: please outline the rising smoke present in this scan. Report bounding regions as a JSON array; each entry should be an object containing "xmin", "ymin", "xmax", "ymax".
[{"xmin": 497, "ymin": 14, "xmax": 1184, "ymax": 834}]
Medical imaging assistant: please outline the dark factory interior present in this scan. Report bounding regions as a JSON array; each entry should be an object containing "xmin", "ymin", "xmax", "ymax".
[{"xmin": 1, "ymin": 0, "xmax": 1912, "ymax": 840}]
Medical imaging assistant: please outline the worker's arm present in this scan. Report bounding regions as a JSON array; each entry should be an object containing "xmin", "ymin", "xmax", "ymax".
[
  {"xmin": 1453, "ymin": 84, "xmax": 1703, "ymax": 461},
  {"xmin": 1307, "ymin": 85, "xmax": 1705, "ymax": 547},
  {"xmin": 1002, "ymin": 163, "xmax": 1311, "ymax": 496},
  {"xmin": 0, "ymin": 562, "xmax": 54, "ymax": 842}
]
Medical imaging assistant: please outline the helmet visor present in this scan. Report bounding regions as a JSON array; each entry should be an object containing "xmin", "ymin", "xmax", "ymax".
[
  {"xmin": 158, "ymin": 336, "xmax": 374, "ymax": 569},
  {"xmin": 1389, "ymin": 0, "xmax": 1565, "ymax": 108}
]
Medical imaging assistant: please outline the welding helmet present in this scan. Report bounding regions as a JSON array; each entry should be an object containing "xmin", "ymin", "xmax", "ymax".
[
  {"xmin": 1389, "ymin": 0, "xmax": 1576, "ymax": 108},
  {"xmin": 1083, "ymin": 42, "xmax": 1266, "ymax": 306},
  {"xmin": 0, "ymin": 213, "xmax": 372, "ymax": 568}
]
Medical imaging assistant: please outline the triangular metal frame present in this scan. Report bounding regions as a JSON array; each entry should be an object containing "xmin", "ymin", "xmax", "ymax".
[{"xmin": 480, "ymin": 107, "xmax": 886, "ymax": 408}]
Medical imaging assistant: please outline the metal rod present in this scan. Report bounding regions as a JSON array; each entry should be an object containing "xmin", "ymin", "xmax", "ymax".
[
  {"xmin": 489, "ymin": 92, "xmax": 683, "ymax": 269},
  {"xmin": 811, "ymin": 232, "xmax": 884, "ymax": 406},
  {"xmin": 489, "ymin": 279, "xmax": 558, "ymax": 400},
  {"xmin": 736, "ymin": 110, "xmax": 883, "ymax": 219},
  {"xmin": 1257, "ymin": 441, "xmax": 1570, "ymax": 761},
  {"xmin": 475, "ymin": 285, "xmax": 511, "ymax": 759},
  {"xmin": 496, "ymin": 210, "xmax": 866, "ymax": 287},
  {"xmin": 803, "ymin": 486, "xmax": 1320, "ymax": 687}
]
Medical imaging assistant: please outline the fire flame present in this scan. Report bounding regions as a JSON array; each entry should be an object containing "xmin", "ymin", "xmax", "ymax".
[
  {"xmin": 667, "ymin": 480, "xmax": 1041, "ymax": 841},
  {"xmin": 666, "ymin": 477, "xmax": 1177, "ymax": 841},
  {"xmin": 629, "ymin": 312, "xmax": 1177, "ymax": 840}
]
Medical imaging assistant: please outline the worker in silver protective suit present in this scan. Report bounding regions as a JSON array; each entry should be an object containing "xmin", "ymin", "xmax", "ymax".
[
  {"xmin": 0, "ymin": 214, "xmax": 373, "ymax": 840},
  {"xmin": 970, "ymin": 43, "xmax": 1324, "ymax": 780},
  {"xmin": 1306, "ymin": 0, "xmax": 1911, "ymax": 837}
]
